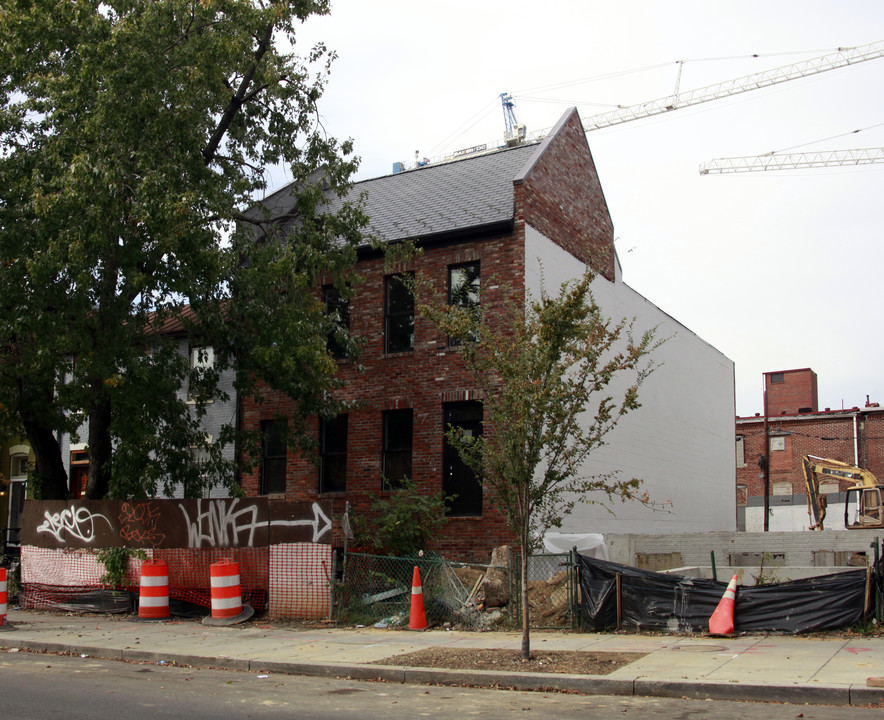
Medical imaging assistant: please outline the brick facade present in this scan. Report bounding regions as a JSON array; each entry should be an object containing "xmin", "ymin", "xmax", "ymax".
[
  {"xmin": 764, "ymin": 368, "xmax": 818, "ymax": 416},
  {"xmin": 239, "ymin": 113, "xmax": 616, "ymax": 562},
  {"xmin": 737, "ymin": 403, "xmax": 884, "ymax": 502},
  {"xmin": 515, "ymin": 110, "xmax": 615, "ymax": 281},
  {"xmin": 241, "ymin": 237, "xmax": 524, "ymax": 561}
]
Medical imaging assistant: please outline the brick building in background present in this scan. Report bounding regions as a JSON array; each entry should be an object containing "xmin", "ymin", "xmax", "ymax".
[
  {"xmin": 241, "ymin": 108, "xmax": 735, "ymax": 561},
  {"xmin": 736, "ymin": 368, "xmax": 884, "ymax": 531}
]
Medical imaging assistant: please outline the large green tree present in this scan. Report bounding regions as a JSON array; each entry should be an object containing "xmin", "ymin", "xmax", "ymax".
[
  {"xmin": 422, "ymin": 269, "xmax": 660, "ymax": 658},
  {"xmin": 0, "ymin": 0, "xmax": 366, "ymax": 499}
]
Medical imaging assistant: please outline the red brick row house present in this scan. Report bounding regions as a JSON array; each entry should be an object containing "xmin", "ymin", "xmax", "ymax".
[{"xmin": 240, "ymin": 108, "xmax": 736, "ymax": 561}]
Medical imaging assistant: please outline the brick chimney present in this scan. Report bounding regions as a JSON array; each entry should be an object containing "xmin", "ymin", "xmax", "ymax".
[{"xmin": 764, "ymin": 368, "xmax": 818, "ymax": 415}]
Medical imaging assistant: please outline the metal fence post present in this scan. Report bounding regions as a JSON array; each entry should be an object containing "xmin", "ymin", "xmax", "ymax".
[{"xmin": 570, "ymin": 546, "xmax": 579, "ymax": 630}]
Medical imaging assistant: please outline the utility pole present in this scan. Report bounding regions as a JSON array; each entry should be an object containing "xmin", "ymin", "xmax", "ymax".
[{"xmin": 762, "ymin": 384, "xmax": 770, "ymax": 532}]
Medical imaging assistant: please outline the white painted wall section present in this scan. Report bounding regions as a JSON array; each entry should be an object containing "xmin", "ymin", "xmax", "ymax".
[{"xmin": 524, "ymin": 225, "xmax": 736, "ymax": 534}]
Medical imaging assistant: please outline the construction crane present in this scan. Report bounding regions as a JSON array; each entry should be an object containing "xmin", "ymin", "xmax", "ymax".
[
  {"xmin": 699, "ymin": 147, "xmax": 884, "ymax": 174},
  {"xmin": 500, "ymin": 92, "xmax": 527, "ymax": 146},
  {"xmin": 582, "ymin": 40, "xmax": 884, "ymax": 132}
]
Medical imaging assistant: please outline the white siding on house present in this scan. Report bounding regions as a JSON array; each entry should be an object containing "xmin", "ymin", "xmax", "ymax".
[
  {"xmin": 524, "ymin": 225, "xmax": 736, "ymax": 534},
  {"xmin": 60, "ymin": 336, "xmax": 237, "ymax": 499}
]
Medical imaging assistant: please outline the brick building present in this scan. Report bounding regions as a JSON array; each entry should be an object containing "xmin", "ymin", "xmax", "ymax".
[
  {"xmin": 736, "ymin": 368, "xmax": 884, "ymax": 531},
  {"xmin": 241, "ymin": 108, "xmax": 736, "ymax": 561}
]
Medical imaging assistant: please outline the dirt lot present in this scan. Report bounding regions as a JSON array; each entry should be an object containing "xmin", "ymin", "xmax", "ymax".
[{"xmin": 373, "ymin": 647, "xmax": 647, "ymax": 675}]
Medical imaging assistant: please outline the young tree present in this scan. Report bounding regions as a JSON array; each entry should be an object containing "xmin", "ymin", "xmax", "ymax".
[
  {"xmin": 422, "ymin": 269, "xmax": 660, "ymax": 659},
  {"xmin": 0, "ymin": 1, "xmax": 366, "ymax": 499}
]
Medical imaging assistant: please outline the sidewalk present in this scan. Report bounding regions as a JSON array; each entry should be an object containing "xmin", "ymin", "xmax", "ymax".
[{"xmin": 2, "ymin": 608, "xmax": 884, "ymax": 706}]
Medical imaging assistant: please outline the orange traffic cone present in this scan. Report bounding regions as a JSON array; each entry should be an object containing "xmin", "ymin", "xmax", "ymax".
[
  {"xmin": 408, "ymin": 566, "xmax": 427, "ymax": 630},
  {"xmin": 709, "ymin": 574, "xmax": 739, "ymax": 635}
]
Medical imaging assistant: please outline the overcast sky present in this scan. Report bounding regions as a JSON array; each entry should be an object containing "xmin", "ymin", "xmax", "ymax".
[{"xmin": 282, "ymin": 0, "xmax": 884, "ymax": 417}]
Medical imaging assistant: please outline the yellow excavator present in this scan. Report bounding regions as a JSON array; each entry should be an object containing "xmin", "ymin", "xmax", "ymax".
[{"xmin": 802, "ymin": 455, "xmax": 884, "ymax": 531}]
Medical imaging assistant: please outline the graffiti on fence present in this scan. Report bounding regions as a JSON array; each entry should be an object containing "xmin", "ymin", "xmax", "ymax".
[
  {"xmin": 119, "ymin": 502, "xmax": 166, "ymax": 547},
  {"xmin": 269, "ymin": 502, "xmax": 332, "ymax": 543},
  {"xmin": 22, "ymin": 499, "xmax": 333, "ymax": 549},
  {"xmin": 178, "ymin": 499, "xmax": 264, "ymax": 548},
  {"xmin": 36, "ymin": 505, "xmax": 113, "ymax": 544}
]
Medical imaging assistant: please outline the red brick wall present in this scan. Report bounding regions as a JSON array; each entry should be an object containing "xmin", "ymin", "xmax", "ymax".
[
  {"xmin": 240, "ymin": 234, "xmax": 524, "ymax": 562},
  {"xmin": 516, "ymin": 110, "xmax": 615, "ymax": 281},
  {"xmin": 859, "ymin": 411, "xmax": 884, "ymax": 474},
  {"xmin": 736, "ymin": 411, "xmax": 884, "ymax": 502},
  {"xmin": 765, "ymin": 369, "xmax": 818, "ymax": 416}
]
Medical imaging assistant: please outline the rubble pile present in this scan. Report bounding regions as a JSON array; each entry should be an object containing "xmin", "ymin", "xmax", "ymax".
[
  {"xmin": 526, "ymin": 569, "xmax": 573, "ymax": 625},
  {"xmin": 353, "ymin": 546, "xmax": 577, "ymax": 629}
]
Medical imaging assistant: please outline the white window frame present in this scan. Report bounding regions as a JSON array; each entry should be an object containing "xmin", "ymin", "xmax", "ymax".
[
  {"xmin": 187, "ymin": 345, "xmax": 215, "ymax": 403},
  {"xmin": 190, "ymin": 345, "xmax": 214, "ymax": 369}
]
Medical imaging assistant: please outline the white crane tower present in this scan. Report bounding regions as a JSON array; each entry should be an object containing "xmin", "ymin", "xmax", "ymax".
[{"xmin": 500, "ymin": 92, "xmax": 527, "ymax": 146}]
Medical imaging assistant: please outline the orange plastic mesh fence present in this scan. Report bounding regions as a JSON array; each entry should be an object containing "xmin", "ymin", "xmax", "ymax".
[
  {"xmin": 156, "ymin": 547, "xmax": 269, "ymax": 613},
  {"xmin": 18, "ymin": 544, "xmax": 332, "ymax": 619},
  {"xmin": 268, "ymin": 543, "xmax": 333, "ymax": 620}
]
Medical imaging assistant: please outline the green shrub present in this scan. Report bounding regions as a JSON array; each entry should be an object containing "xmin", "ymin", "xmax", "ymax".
[
  {"xmin": 354, "ymin": 477, "xmax": 452, "ymax": 557},
  {"xmin": 96, "ymin": 547, "xmax": 147, "ymax": 588}
]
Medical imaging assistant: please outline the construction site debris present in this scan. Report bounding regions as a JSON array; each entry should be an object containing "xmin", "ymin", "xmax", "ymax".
[{"xmin": 482, "ymin": 546, "xmax": 510, "ymax": 608}]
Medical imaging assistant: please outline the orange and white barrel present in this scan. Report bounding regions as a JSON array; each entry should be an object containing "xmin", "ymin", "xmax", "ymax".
[
  {"xmin": 0, "ymin": 567, "xmax": 7, "ymax": 626},
  {"xmin": 138, "ymin": 559, "xmax": 170, "ymax": 620},
  {"xmin": 209, "ymin": 559, "xmax": 244, "ymax": 620}
]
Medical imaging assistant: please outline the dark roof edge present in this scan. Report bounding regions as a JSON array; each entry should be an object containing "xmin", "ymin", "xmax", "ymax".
[
  {"xmin": 512, "ymin": 107, "xmax": 579, "ymax": 186},
  {"xmin": 736, "ymin": 405, "xmax": 884, "ymax": 423},
  {"xmin": 356, "ymin": 219, "xmax": 514, "ymax": 259}
]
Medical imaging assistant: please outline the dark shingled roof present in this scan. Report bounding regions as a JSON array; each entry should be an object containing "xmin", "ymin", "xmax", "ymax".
[{"xmin": 325, "ymin": 142, "xmax": 541, "ymax": 243}]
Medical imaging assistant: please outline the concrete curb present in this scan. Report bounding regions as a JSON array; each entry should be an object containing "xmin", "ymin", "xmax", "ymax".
[
  {"xmin": 5, "ymin": 636, "xmax": 878, "ymax": 706},
  {"xmin": 634, "ymin": 678, "xmax": 850, "ymax": 706},
  {"xmin": 850, "ymin": 686, "xmax": 884, "ymax": 706}
]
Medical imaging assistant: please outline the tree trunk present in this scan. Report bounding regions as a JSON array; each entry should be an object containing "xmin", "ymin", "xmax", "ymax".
[
  {"xmin": 20, "ymin": 410, "xmax": 68, "ymax": 500},
  {"xmin": 520, "ymin": 535, "xmax": 531, "ymax": 659},
  {"xmin": 85, "ymin": 386, "xmax": 112, "ymax": 499}
]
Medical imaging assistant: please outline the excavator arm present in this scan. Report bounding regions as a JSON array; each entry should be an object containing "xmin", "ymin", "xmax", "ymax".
[{"xmin": 802, "ymin": 456, "xmax": 884, "ymax": 530}]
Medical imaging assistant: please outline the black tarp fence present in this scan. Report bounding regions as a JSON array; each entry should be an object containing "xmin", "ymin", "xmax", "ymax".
[{"xmin": 578, "ymin": 555, "xmax": 870, "ymax": 634}]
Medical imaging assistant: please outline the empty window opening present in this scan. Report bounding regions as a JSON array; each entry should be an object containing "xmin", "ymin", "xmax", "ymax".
[
  {"xmin": 260, "ymin": 419, "xmax": 287, "ymax": 495},
  {"xmin": 382, "ymin": 409, "xmax": 413, "ymax": 489},
  {"xmin": 320, "ymin": 414, "xmax": 348, "ymax": 493},
  {"xmin": 384, "ymin": 274, "xmax": 414, "ymax": 354},
  {"xmin": 443, "ymin": 401, "xmax": 483, "ymax": 517}
]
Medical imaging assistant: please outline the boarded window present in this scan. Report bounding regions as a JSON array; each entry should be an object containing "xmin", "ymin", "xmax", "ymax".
[{"xmin": 769, "ymin": 436, "xmax": 786, "ymax": 452}]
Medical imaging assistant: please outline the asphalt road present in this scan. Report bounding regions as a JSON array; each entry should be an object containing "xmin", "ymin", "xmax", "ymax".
[{"xmin": 2, "ymin": 650, "xmax": 882, "ymax": 720}]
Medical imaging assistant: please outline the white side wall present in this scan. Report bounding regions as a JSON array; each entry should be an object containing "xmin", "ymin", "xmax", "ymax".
[
  {"xmin": 525, "ymin": 225, "xmax": 736, "ymax": 534},
  {"xmin": 745, "ymin": 501, "xmax": 848, "ymax": 532}
]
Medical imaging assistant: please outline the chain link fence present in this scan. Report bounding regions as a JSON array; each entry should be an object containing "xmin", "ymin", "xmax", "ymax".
[
  {"xmin": 337, "ymin": 549, "xmax": 581, "ymax": 630},
  {"xmin": 337, "ymin": 552, "xmax": 513, "ymax": 628},
  {"xmin": 511, "ymin": 550, "xmax": 580, "ymax": 629}
]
